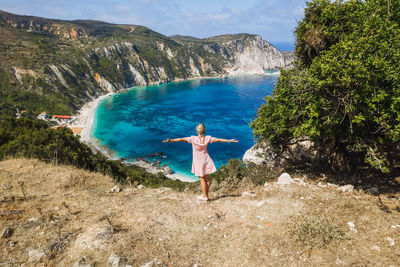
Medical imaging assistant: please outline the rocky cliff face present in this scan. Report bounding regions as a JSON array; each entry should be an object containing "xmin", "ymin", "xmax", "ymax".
[
  {"xmin": 202, "ymin": 35, "xmax": 293, "ymax": 75},
  {"xmin": 0, "ymin": 10, "xmax": 294, "ymax": 114}
]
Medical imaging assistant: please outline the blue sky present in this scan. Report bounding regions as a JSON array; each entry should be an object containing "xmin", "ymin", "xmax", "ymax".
[{"xmin": 0, "ymin": 0, "xmax": 305, "ymax": 43}]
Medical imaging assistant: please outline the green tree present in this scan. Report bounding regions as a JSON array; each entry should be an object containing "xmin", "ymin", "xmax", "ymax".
[{"xmin": 252, "ymin": 0, "xmax": 400, "ymax": 173}]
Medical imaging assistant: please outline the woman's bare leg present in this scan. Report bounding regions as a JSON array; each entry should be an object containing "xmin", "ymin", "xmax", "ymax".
[
  {"xmin": 204, "ymin": 175, "xmax": 211, "ymax": 196},
  {"xmin": 199, "ymin": 176, "xmax": 208, "ymax": 198}
]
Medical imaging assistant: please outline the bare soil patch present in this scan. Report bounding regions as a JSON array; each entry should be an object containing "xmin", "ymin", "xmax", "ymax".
[{"xmin": 0, "ymin": 158, "xmax": 399, "ymax": 266}]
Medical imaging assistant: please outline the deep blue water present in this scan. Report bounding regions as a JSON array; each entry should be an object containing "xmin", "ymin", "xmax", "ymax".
[
  {"xmin": 92, "ymin": 75, "xmax": 277, "ymax": 180},
  {"xmin": 270, "ymin": 41, "xmax": 295, "ymax": 52}
]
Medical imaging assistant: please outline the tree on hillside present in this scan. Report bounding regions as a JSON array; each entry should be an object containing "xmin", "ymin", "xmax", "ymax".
[{"xmin": 251, "ymin": 0, "xmax": 400, "ymax": 173}]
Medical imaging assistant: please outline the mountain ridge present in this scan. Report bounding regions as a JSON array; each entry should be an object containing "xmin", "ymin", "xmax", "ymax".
[{"xmin": 0, "ymin": 9, "xmax": 294, "ymax": 117}]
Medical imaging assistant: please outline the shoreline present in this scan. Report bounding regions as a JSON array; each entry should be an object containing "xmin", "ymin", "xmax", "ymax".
[
  {"xmin": 71, "ymin": 72, "xmax": 279, "ymax": 183},
  {"xmin": 71, "ymin": 84, "xmax": 201, "ymax": 183}
]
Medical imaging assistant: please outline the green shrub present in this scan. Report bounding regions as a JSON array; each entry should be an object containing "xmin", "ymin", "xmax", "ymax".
[
  {"xmin": 251, "ymin": 0, "xmax": 400, "ymax": 173},
  {"xmin": 0, "ymin": 117, "xmax": 189, "ymax": 189}
]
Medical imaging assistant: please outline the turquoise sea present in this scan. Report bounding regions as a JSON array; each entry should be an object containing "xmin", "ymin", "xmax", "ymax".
[{"xmin": 92, "ymin": 75, "xmax": 278, "ymax": 180}]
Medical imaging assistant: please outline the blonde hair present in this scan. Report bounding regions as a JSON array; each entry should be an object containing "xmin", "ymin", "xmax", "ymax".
[{"xmin": 196, "ymin": 123, "xmax": 205, "ymax": 135}]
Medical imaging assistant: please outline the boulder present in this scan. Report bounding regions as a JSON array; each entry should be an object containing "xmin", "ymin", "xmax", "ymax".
[
  {"xmin": 243, "ymin": 139, "xmax": 318, "ymax": 167},
  {"xmin": 243, "ymin": 144, "xmax": 270, "ymax": 165},
  {"xmin": 276, "ymin": 173, "xmax": 293, "ymax": 185}
]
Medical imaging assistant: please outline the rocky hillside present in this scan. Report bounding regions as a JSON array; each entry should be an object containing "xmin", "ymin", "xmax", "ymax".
[
  {"xmin": 0, "ymin": 10, "xmax": 294, "ymax": 116},
  {"xmin": 1, "ymin": 158, "xmax": 399, "ymax": 266}
]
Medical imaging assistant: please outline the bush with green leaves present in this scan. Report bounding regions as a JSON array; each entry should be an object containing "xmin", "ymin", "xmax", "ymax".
[{"xmin": 251, "ymin": 0, "xmax": 400, "ymax": 173}]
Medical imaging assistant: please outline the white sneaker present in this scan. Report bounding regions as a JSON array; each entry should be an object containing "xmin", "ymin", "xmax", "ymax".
[{"xmin": 197, "ymin": 195, "xmax": 209, "ymax": 201}]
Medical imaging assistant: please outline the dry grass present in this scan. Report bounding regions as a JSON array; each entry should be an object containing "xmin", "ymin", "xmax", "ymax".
[
  {"xmin": 0, "ymin": 158, "xmax": 399, "ymax": 266},
  {"xmin": 290, "ymin": 213, "xmax": 346, "ymax": 249}
]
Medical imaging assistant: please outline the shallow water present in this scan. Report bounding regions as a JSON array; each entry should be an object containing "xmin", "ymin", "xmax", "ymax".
[{"xmin": 92, "ymin": 75, "xmax": 277, "ymax": 180}]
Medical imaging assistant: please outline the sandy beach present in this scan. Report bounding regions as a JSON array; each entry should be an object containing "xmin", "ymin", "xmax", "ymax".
[
  {"xmin": 71, "ymin": 91, "xmax": 196, "ymax": 183},
  {"xmin": 71, "ymin": 93, "xmax": 113, "ymax": 144}
]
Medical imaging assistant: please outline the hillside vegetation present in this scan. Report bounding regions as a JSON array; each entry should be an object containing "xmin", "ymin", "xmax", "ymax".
[
  {"xmin": 0, "ymin": 10, "xmax": 292, "ymax": 118},
  {"xmin": 0, "ymin": 118, "xmax": 187, "ymax": 189},
  {"xmin": 251, "ymin": 0, "xmax": 400, "ymax": 174}
]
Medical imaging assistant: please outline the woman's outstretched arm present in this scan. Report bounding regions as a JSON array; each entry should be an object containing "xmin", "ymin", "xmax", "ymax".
[
  {"xmin": 162, "ymin": 137, "xmax": 189, "ymax": 143},
  {"xmin": 212, "ymin": 138, "xmax": 238, "ymax": 143}
]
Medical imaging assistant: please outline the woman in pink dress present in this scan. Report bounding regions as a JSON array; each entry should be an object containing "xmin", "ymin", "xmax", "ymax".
[{"xmin": 163, "ymin": 123, "xmax": 238, "ymax": 201}]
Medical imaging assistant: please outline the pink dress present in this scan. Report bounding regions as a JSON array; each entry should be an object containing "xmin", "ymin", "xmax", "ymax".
[{"xmin": 186, "ymin": 135, "xmax": 217, "ymax": 177}]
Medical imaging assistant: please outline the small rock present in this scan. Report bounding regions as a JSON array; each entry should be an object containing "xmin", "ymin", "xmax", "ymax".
[
  {"xmin": 367, "ymin": 187, "xmax": 379, "ymax": 195},
  {"xmin": 263, "ymin": 181, "xmax": 270, "ymax": 187},
  {"xmin": 110, "ymin": 185, "xmax": 122, "ymax": 193},
  {"xmin": 371, "ymin": 245, "xmax": 381, "ymax": 251},
  {"xmin": 276, "ymin": 173, "xmax": 293, "ymax": 185},
  {"xmin": 1, "ymin": 184, "xmax": 12, "ymax": 190},
  {"xmin": 28, "ymin": 217, "xmax": 39, "ymax": 222},
  {"xmin": 73, "ymin": 256, "xmax": 93, "ymax": 267},
  {"xmin": 391, "ymin": 225, "xmax": 400, "ymax": 229},
  {"xmin": 347, "ymin": 221, "xmax": 357, "ymax": 233},
  {"xmin": 327, "ymin": 183, "xmax": 338, "ymax": 188},
  {"xmin": 338, "ymin": 184, "xmax": 354, "ymax": 193},
  {"xmin": 2, "ymin": 227, "xmax": 14, "ymax": 238},
  {"xmin": 317, "ymin": 182, "xmax": 327, "ymax": 188},
  {"xmin": 140, "ymin": 259, "xmax": 166, "ymax": 267},
  {"xmin": 347, "ymin": 221, "xmax": 355, "ymax": 228},
  {"xmin": 293, "ymin": 178, "xmax": 307, "ymax": 186},
  {"xmin": 137, "ymin": 185, "xmax": 144, "ymax": 189},
  {"xmin": 242, "ymin": 191, "xmax": 256, "ymax": 197},
  {"xmin": 108, "ymin": 253, "xmax": 126, "ymax": 266},
  {"xmin": 28, "ymin": 249, "xmax": 45, "ymax": 262},
  {"xmin": 255, "ymin": 201, "xmax": 265, "ymax": 207},
  {"xmin": 386, "ymin": 237, "xmax": 395, "ymax": 246}
]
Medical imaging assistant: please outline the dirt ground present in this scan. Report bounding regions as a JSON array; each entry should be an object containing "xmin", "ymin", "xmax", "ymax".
[{"xmin": 0, "ymin": 158, "xmax": 399, "ymax": 266}]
